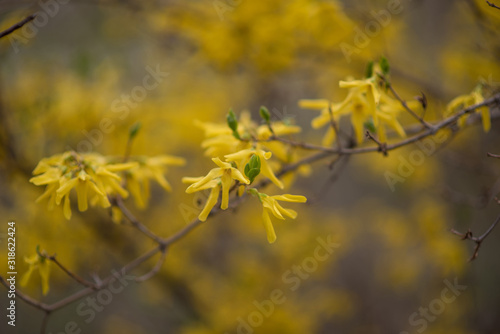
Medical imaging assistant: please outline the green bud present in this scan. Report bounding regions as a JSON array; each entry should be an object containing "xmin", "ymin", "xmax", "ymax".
[
  {"xmin": 129, "ymin": 122, "xmax": 142, "ymax": 139},
  {"xmin": 260, "ymin": 106, "xmax": 271, "ymax": 123},
  {"xmin": 364, "ymin": 119, "xmax": 376, "ymax": 134},
  {"xmin": 380, "ymin": 56, "xmax": 390, "ymax": 75},
  {"xmin": 365, "ymin": 61, "xmax": 374, "ymax": 78},
  {"xmin": 226, "ymin": 109, "xmax": 241, "ymax": 140},
  {"xmin": 244, "ymin": 154, "xmax": 261, "ymax": 184}
]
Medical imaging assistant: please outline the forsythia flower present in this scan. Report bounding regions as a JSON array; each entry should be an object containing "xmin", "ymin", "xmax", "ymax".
[
  {"xmin": 225, "ymin": 148, "xmax": 284, "ymax": 189},
  {"xmin": 126, "ymin": 155, "xmax": 186, "ymax": 208},
  {"xmin": 445, "ymin": 86, "xmax": 490, "ymax": 132},
  {"xmin": 183, "ymin": 158, "xmax": 250, "ymax": 221},
  {"xmin": 30, "ymin": 152, "xmax": 136, "ymax": 219},
  {"xmin": 299, "ymin": 76, "xmax": 408, "ymax": 145},
  {"xmin": 30, "ymin": 151, "xmax": 183, "ymax": 219},
  {"xmin": 258, "ymin": 193, "xmax": 307, "ymax": 243},
  {"xmin": 20, "ymin": 253, "xmax": 51, "ymax": 295}
]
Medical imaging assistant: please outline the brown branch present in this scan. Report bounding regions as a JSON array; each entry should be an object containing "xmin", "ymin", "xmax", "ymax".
[
  {"xmin": 114, "ymin": 197, "xmax": 165, "ymax": 244},
  {"xmin": 451, "ymin": 213, "xmax": 500, "ymax": 261},
  {"xmin": 135, "ymin": 248, "xmax": 168, "ymax": 282},
  {"xmin": 487, "ymin": 152, "xmax": 500, "ymax": 158},
  {"xmin": 43, "ymin": 253, "xmax": 97, "ymax": 290},
  {"xmin": 0, "ymin": 14, "xmax": 36, "ymax": 39},
  {"xmin": 378, "ymin": 73, "xmax": 435, "ymax": 131},
  {"xmin": 365, "ymin": 130, "xmax": 388, "ymax": 156},
  {"xmin": 486, "ymin": 1, "xmax": 500, "ymax": 10}
]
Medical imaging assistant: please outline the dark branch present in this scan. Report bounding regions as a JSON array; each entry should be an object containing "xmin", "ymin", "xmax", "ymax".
[{"xmin": 0, "ymin": 14, "xmax": 36, "ymax": 39}]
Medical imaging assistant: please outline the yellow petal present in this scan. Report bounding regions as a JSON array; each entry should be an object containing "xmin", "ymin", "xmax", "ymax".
[
  {"xmin": 262, "ymin": 210, "xmax": 277, "ymax": 243},
  {"xmin": 76, "ymin": 180, "xmax": 88, "ymax": 212},
  {"xmin": 199, "ymin": 185, "xmax": 220, "ymax": 222}
]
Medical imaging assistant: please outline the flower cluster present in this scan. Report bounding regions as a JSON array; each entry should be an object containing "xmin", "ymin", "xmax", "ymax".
[
  {"xmin": 299, "ymin": 60, "xmax": 418, "ymax": 145},
  {"xmin": 30, "ymin": 151, "xmax": 184, "ymax": 220},
  {"xmin": 184, "ymin": 109, "xmax": 308, "ymax": 242}
]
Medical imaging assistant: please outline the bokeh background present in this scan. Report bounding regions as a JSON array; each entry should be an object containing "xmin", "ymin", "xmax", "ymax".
[{"xmin": 1, "ymin": 0, "xmax": 500, "ymax": 333}]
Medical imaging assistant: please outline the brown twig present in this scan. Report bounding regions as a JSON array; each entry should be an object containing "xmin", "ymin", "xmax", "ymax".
[
  {"xmin": 486, "ymin": 1, "xmax": 500, "ymax": 9},
  {"xmin": 0, "ymin": 14, "xmax": 36, "ymax": 39},
  {"xmin": 135, "ymin": 248, "xmax": 168, "ymax": 282},
  {"xmin": 378, "ymin": 73, "xmax": 436, "ymax": 132},
  {"xmin": 451, "ymin": 213, "xmax": 500, "ymax": 261},
  {"xmin": 365, "ymin": 130, "xmax": 388, "ymax": 156},
  {"xmin": 487, "ymin": 152, "xmax": 500, "ymax": 158},
  {"xmin": 114, "ymin": 196, "xmax": 165, "ymax": 244},
  {"xmin": 44, "ymin": 253, "xmax": 97, "ymax": 290}
]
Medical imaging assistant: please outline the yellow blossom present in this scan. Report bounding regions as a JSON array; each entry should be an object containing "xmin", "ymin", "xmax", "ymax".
[
  {"xmin": 225, "ymin": 148, "xmax": 284, "ymax": 189},
  {"xmin": 259, "ymin": 194, "xmax": 307, "ymax": 243},
  {"xmin": 183, "ymin": 158, "xmax": 249, "ymax": 220},
  {"xmin": 446, "ymin": 86, "xmax": 490, "ymax": 132},
  {"xmin": 30, "ymin": 152, "xmax": 137, "ymax": 219},
  {"xmin": 126, "ymin": 155, "xmax": 186, "ymax": 208},
  {"xmin": 20, "ymin": 252, "xmax": 51, "ymax": 295}
]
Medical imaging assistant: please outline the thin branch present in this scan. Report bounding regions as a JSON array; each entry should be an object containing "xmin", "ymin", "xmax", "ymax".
[
  {"xmin": 378, "ymin": 73, "xmax": 436, "ymax": 131},
  {"xmin": 487, "ymin": 152, "xmax": 500, "ymax": 158},
  {"xmin": 0, "ymin": 14, "xmax": 36, "ymax": 39},
  {"xmin": 40, "ymin": 312, "xmax": 51, "ymax": 334},
  {"xmin": 135, "ymin": 248, "xmax": 168, "ymax": 282},
  {"xmin": 114, "ymin": 197, "xmax": 165, "ymax": 244},
  {"xmin": 486, "ymin": 1, "xmax": 500, "ymax": 10},
  {"xmin": 451, "ymin": 213, "xmax": 500, "ymax": 261},
  {"xmin": 43, "ymin": 253, "xmax": 97, "ymax": 290},
  {"xmin": 365, "ymin": 130, "xmax": 388, "ymax": 156}
]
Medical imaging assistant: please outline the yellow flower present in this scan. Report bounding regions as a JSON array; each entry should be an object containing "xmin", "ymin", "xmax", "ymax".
[
  {"xmin": 183, "ymin": 158, "xmax": 249, "ymax": 220},
  {"xmin": 225, "ymin": 148, "xmax": 284, "ymax": 189},
  {"xmin": 126, "ymin": 155, "xmax": 185, "ymax": 208},
  {"xmin": 446, "ymin": 86, "xmax": 490, "ymax": 132},
  {"xmin": 259, "ymin": 194, "xmax": 307, "ymax": 243},
  {"xmin": 30, "ymin": 152, "xmax": 137, "ymax": 220},
  {"xmin": 20, "ymin": 252, "xmax": 51, "ymax": 295}
]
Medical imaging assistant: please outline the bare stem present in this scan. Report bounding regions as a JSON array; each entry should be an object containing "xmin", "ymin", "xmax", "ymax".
[{"xmin": 0, "ymin": 14, "xmax": 36, "ymax": 39}]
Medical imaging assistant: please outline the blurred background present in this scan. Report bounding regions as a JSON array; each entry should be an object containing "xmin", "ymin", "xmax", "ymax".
[{"xmin": 1, "ymin": 0, "xmax": 500, "ymax": 333}]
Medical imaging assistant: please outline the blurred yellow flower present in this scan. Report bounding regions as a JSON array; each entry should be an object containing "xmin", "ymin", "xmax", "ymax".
[
  {"xmin": 126, "ymin": 155, "xmax": 186, "ymax": 208},
  {"xmin": 30, "ymin": 152, "xmax": 136, "ymax": 219},
  {"xmin": 20, "ymin": 253, "xmax": 51, "ymax": 295},
  {"xmin": 446, "ymin": 86, "xmax": 490, "ymax": 132}
]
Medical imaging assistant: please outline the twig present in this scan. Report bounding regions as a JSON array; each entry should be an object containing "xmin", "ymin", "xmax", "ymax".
[
  {"xmin": 40, "ymin": 312, "xmax": 51, "ymax": 334},
  {"xmin": 135, "ymin": 248, "xmax": 168, "ymax": 282},
  {"xmin": 365, "ymin": 130, "xmax": 387, "ymax": 156},
  {"xmin": 328, "ymin": 103, "xmax": 343, "ymax": 153},
  {"xmin": 378, "ymin": 73, "xmax": 436, "ymax": 132},
  {"xmin": 486, "ymin": 1, "xmax": 500, "ymax": 10},
  {"xmin": 43, "ymin": 253, "xmax": 97, "ymax": 290},
  {"xmin": 0, "ymin": 14, "xmax": 36, "ymax": 39},
  {"xmin": 451, "ymin": 213, "xmax": 500, "ymax": 261},
  {"xmin": 114, "ymin": 197, "xmax": 165, "ymax": 244},
  {"xmin": 487, "ymin": 152, "xmax": 500, "ymax": 158}
]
